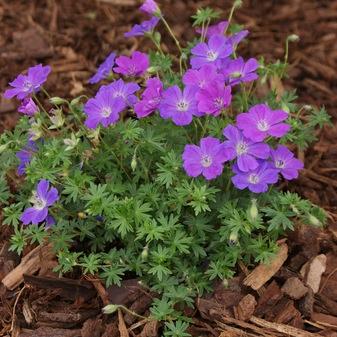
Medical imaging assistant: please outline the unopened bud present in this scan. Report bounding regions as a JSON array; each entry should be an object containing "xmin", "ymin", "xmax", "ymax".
[
  {"xmin": 290, "ymin": 204, "xmax": 300, "ymax": 215},
  {"xmin": 102, "ymin": 304, "xmax": 119, "ymax": 314},
  {"xmin": 147, "ymin": 66, "xmax": 160, "ymax": 74},
  {"xmin": 281, "ymin": 102, "xmax": 290, "ymax": 114},
  {"xmin": 234, "ymin": 0, "xmax": 243, "ymax": 8},
  {"xmin": 141, "ymin": 246, "xmax": 149, "ymax": 260},
  {"xmin": 50, "ymin": 97, "xmax": 67, "ymax": 105},
  {"xmin": 78, "ymin": 212, "xmax": 87, "ymax": 219},
  {"xmin": 131, "ymin": 154, "xmax": 137, "ymax": 172},
  {"xmin": 249, "ymin": 199, "xmax": 258, "ymax": 221},
  {"xmin": 308, "ymin": 214, "xmax": 321, "ymax": 227},
  {"xmin": 288, "ymin": 34, "xmax": 299, "ymax": 42},
  {"xmin": 49, "ymin": 109, "xmax": 65, "ymax": 129},
  {"xmin": 229, "ymin": 231, "xmax": 238, "ymax": 245},
  {"xmin": 153, "ymin": 31, "xmax": 161, "ymax": 44}
]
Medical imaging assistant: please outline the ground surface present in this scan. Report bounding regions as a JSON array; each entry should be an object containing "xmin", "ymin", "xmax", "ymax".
[{"xmin": 0, "ymin": 0, "xmax": 337, "ymax": 336}]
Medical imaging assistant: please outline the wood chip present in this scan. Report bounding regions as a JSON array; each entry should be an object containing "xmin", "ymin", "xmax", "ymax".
[
  {"xmin": 302, "ymin": 254, "xmax": 327, "ymax": 293},
  {"xmin": 312, "ymin": 312, "xmax": 337, "ymax": 328},
  {"xmin": 281, "ymin": 277, "xmax": 308, "ymax": 300},
  {"xmin": 234, "ymin": 294, "xmax": 257, "ymax": 321},
  {"xmin": 19, "ymin": 327, "xmax": 81, "ymax": 337},
  {"xmin": 244, "ymin": 243, "xmax": 288, "ymax": 290},
  {"xmin": 139, "ymin": 320, "xmax": 158, "ymax": 337},
  {"xmin": 118, "ymin": 309, "xmax": 129, "ymax": 337}
]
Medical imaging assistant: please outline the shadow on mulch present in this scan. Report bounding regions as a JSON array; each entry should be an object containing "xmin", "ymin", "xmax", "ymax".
[{"xmin": 0, "ymin": 0, "xmax": 337, "ymax": 336}]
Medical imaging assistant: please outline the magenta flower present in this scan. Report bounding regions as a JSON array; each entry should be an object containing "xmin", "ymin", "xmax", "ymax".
[
  {"xmin": 4, "ymin": 64, "xmax": 51, "ymax": 100},
  {"xmin": 84, "ymin": 88, "xmax": 125, "ymax": 129},
  {"xmin": 134, "ymin": 77, "xmax": 163, "ymax": 118},
  {"xmin": 16, "ymin": 140, "xmax": 37, "ymax": 176},
  {"xmin": 88, "ymin": 52, "xmax": 116, "ymax": 84},
  {"xmin": 237, "ymin": 104, "xmax": 290, "ymax": 142},
  {"xmin": 201, "ymin": 21, "xmax": 229, "ymax": 38},
  {"xmin": 182, "ymin": 64, "xmax": 224, "ymax": 89},
  {"xmin": 21, "ymin": 179, "xmax": 59, "ymax": 225},
  {"xmin": 103, "ymin": 79, "xmax": 140, "ymax": 107},
  {"xmin": 222, "ymin": 57, "xmax": 259, "ymax": 86},
  {"xmin": 159, "ymin": 85, "xmax": 199, "ymax": 126},
  {"xmin": 270, "ymin": 145, "xmax": 303, "ymax": 180},
  {"xmin": 232, "ymin": 161, "xmax": 279, "ymax": 193},
  {"xmin": 140, "ymin": 0, "xmax": 160, "ymax": 15},
  {"xmin": 223, "ymin": 125, "xmax": 270, "ymax": 172},
  {"xmin": 228, "ymin": 30, "xmax": 249, "ymax": 48},
  {"xmin": 196, "ymin": 81, "xmax": 231, "ymax": 116},
  {"xmin": 114, "ymin": 51, "xmax": 149, "ymax": 77},
  {"xmin": 125, "ymin": 17, "xmax": 160, "ymax": 38},
  {"xmin": 18, "ymin": 98, "xmax": 39, "ymax": 116},
  {"xmin": 190, "ymin": 35, "xmax": 233, "ymax": 69},
  {"xmin": 182, "ymin": 137, "xmax": 228, "ymax": 180}
]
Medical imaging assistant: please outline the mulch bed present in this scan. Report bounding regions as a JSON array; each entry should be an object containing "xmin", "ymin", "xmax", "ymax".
[{"xmin": 0, "ymin": 0, "xmax": 337, "ymax": 336}]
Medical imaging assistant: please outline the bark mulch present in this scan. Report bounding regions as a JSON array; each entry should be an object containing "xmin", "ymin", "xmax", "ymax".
[{"xmin": 0, "ymin": 1, "xmax": 337, "ymax": 336}]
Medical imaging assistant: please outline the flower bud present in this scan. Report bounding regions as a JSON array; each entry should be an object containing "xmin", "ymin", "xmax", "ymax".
[
  {"xmin": 131, "ymin": 153, "xmax": 137, "ymax": 172},
  {"xmin": 249, "ymin": 199, "xmax": 258, "ymax": 221},
  {"xmin": 147, "ymin": 66, "xmax": 160, "ymax": 74},
  {"xmin": 50, "ymin": 97, "xmax": 67, "ymax": 105},
  {"xmin": 228, "ymin": 231, "xmax": 238, "ymax": 245},
  {"xmin": 290, "ymin": 204, "xmax": 300, "ymax": 215},
  {"xmin": 288, "ymin": 34, "xmax": 299, "ymax": 42},
  {"xmin": 308, "ymin": 214, "xmax": 321, "ymax": 227},
  {"xmin": 49, "ymin": 109, "xmax": 65, "ymax": 129},
  {"xmin": 153, "ymin": 31, "xmax": 161, "ymax": 44},
  {"xmin": 281, "ymin": 102, "xmax": 290, "ymax": 114},
  {"xmin": 78, "ymin": 212, "xmax": 87, "ymax": 219},
  {"xmin": 102, "ymin": 304, "xmax": 119, "ymax": 314},
  {"xmin": 141, "ymin": 246, "xmax": 149, "ymax": 260}
]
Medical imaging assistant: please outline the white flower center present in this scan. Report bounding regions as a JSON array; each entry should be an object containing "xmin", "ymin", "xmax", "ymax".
[
  {"xmin": 231, "ymin": 71, "xmax": 242, "ymax": 78},
  {"xmin": 236, "ymin": 141, "xmax": 248, "ymax": 155},
  {"xmin": 201, "ymin": 155, "xmax": 212, "ymax": 168},
  {"xmin": 113, "ymin": 91, "xmax": 124, "ymax": 99},
  {"xmin": 176, "ymin": 100, "xmax": 189, "ymax": 112},
  {"xmin": 31, "ymin": 192, "xmax": 47, "ymax": 210},
  {"xmin": 23, "ymin": 80, "xmax": 33, "ymax": 92},
  {"xmin": 275, "ymin": 159, "xmax": 285, "ymax": 168},
  {"xmin": 101, "ymin": 107, "xmax": 112, "ymax": 117},
  {"xmin": 257, "ymin": 119, "xmax": 270, "ymax": 131},
  {"xmin": 248, "ymin": 173, "xmax": 260, "ymax": 184},
  {"xmin": 206, "ymin": 50, "xmax": 218, "ymax": 61},
  {"xmin": 128, "ymin": 65, "xmax": 137, "ymax": 75},
  {"xmin": 198, "ymin": 80, "xmax": 206, "ymax": 88},
  {"xmin": 214, "ymin": 97, "xmax": 224, "ymax": 109}
]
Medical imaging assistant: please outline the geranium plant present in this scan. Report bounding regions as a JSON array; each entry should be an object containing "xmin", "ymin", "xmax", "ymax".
[{"xmin": 0, "ymin": 0, "xmax": 330, "ymax": 335}]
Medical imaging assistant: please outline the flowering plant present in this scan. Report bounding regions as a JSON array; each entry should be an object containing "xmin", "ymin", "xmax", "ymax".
[{"xmin": 0, "ymin": 0, "xmax": 330, "ymax": 334}]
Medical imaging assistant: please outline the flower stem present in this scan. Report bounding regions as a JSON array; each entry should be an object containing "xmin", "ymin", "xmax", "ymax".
[{"xmin": 160, "ymin": 15, "xmax": 182, "ymax": 55}]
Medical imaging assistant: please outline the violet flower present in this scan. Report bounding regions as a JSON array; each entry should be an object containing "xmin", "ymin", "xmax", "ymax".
[
  {"xmin": 182, "ymin": 136, "xmax": 228, "ymax": 180},
  {"xmin": 140, "ymin": 0, "xmax": 160, "ymax": 15},
  {"xmin": 125, "ymin": 17, "xmax": 160, "ymax": 38},
  {"xmin": 16, "ymin": 140, "xmax": 37, "ymax": 176},
  {"xmin": 103, "ymin": 79, "xmax": 140, "ymax": 107},
  {"xmin": 237, "ymin": 104, "xmax": 290, "ymax": 142},
  {"xmin": 21, "ymin": 179, "xmax": 59, "ymax": 225},
  {"xmin": 4, "ymin": 64, "xmax": 51, "ymax": 100},
  {"xmin": 84, "ymin": 88, "xmax": 125, "ymax": 129},
  {"xmin": 270, "ymin": 145, "xmax": 303, "ymax": 180},
  {"xmin": 18, "ymin": 98, "xmax": 39, "ymax": 116},
  {"xmin": 231, "ymin": 161, "xmax": 279, "ymax": 193},
  {"xmin": 134, "ymin": 77, "xmax": 163, "ymax": 118},
  {"xmin": 198, "ymin": 21, "xmax": 229, "ymax": 38},
  {"xmin": 190, "ymin": 35, "xmax": 233, "ymax": 69},
  {"xmin": 222, "ymin": 57, "xmax": 259, "ymax": 86},
  {"xmin": 114, "ymin": 51, "xmax": 149, "ymax": 77},
  {"xmin": 182, "ymin": 64, "xmax": 224, "ymax": 89},
  {"xmin": 88, "ymin": 52, "xmax": 116, "ymax": 84},
  {"xmin": 196, "ymin": 81, "xmax": 231, "ymax": 116},
  {"xmin": 159, "ymin": 85, "xmax": 199, "ymax": 126},
  {"xmin": 228, "ymin": 30, "xmax": 249, "ymax": 48},
  {"xmin": 223, "ymin": 125, "xmax": 270, "ymax": 172}
]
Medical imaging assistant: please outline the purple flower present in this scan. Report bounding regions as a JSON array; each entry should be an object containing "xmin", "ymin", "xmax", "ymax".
[
  {"xmin": 88, "ymin": 52, "xmax": 116, "ymax": 84},
  {"xmin": 18, "ymin": 98, "xmax": 39, "ymax": 116},
  {"xmin": 134, "ymin": 77, "xmax": 163, "ymax": 118},
  {"xmin": 232, "ymin": 161, "xmax": 279, "ymax": 193},
  {"xmin": 182, "ymin": 137, "xmax": 228, "ymax": 180},
  {"xmin": 4, "ymin": 64, "xmax": 51, "ymax": 100},
  {"xmin": 84, "ymin": 88, "xmax": 125, "ymax": 129},
  {"xmin": 196, "ymin": 81, "xmax": 231, "ymax": 116},
  {"xmin": 182, "ymin": 64, "xmax": 224, "ymax": 89},
  {"xmin": 228, "ymin": 30, "xmax": 249, "ymax": 48},
  {"xmin": 125, "ymin": 17, "xmax": 160, "ymax": 38},
  {"xmin": 16, "ymin": 140, "xmax": 37, "ymax": 175},
  {"xmin": 103, "ymin": 79, "xmax": 140, "ymax": 107},
  {"xmin": 190, "ymin": 35, "xmax": 233, "ymax": 69},
  {"xmin": 114, "ymin": 51, "xmax": 149, "ymax": 77},
  {"xmin": 45, "ymin": 215, "xmax": 56, "ymax": 228},
  {"xmin": 237, "ymin": 104, "xmax": 290, "ymax": 142},
  {"xmin": 223, "ymin": 125, "xmax": 270, "ymax": 172},
  {"xmin": 222, "ymin": 57, "xmax": 259, "ymax": 86},
  {"xmin": 159, "ymin": 85, "xmax": 199, "ymax": 126},
  {"xmin": 140, "ymin": 0, "xmax": 160, "ymax": 15},
  {"xmin": 270, "ymin": 145, "xmax": 303, "ymax": 180},
  {"xmin": 21, "ymin": 179, "xmax": 59, "ymax": 225},
  {"xmin": 201, "ymin": 21, "xmax": 229, "ymax": 38}
]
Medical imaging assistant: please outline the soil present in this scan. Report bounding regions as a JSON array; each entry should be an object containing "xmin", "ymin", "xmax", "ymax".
[{"xmin": 0, "ymin": 0, "xmax": 337, "ymax": 336}]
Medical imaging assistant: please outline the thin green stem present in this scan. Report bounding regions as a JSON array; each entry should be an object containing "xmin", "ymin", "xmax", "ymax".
[
  {"xmin": 160, "ymin": 15, "xmax": 182, "ymax": 55},
  {"xmin": 41, "ymin": 86, "xmax": 51, "ymax": 99},
  {"xmin": 224, "ymin": 0, "xmax": 242, "ymax": 34}
]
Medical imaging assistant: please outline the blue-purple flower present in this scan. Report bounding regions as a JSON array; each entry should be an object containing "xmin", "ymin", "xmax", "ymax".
[
  {"xmin": 237, "ymin": 104, "xmax": 290, "ymax": 142},
  {"xmin": 232, "ymin": 161, "xmax": 279, "ymax": 193},
  {"xmin": 114, "ymin": 51, "xmax": 149, "ymax": 77},
  {"xmin": 21, "ymin": 179, "xmax": 59, "ymax": 225},
  {"xmin": 222, "ymin": 57, "xmax": 259, "ymax": 86},
  {"xmin": 103, "ymin": 79, "xmax": 140, "ymax": 107},
  {"xmin": 182, "ymin": 64, "xmax": 224, "ymax": 89},
  {"xmin": 18, "ymin": 98, "xmax": 39, "ymax": 116},
  {"xmin": 223, "ymin": 125, "xmax": 270, "ymax": 172},
  {"xmin": 159, "ymin": 85, "xmax": 199, "ymax": 126},
  {"xmin": 140, "ymin": 0, "xmax": 160, "ymax": 15},
  {"xmin": 125, "ymin": 16, "xmax": 160, "ymax": 38},
  {"xmin": 84, "ymin": 88, "xmax": 125, "ymax": 129},
  {"xmin": 182, "ymin": 137, "xmax": 228, "ymax": 180},
  {"xmin": 88, "ymin": 52, "xmax": 116, "ymax": 84},
  {"xmin": 196, "ymin": 81, "xmax": 231, "ymax": 116},
  {"xmin": 199, "ymin": 21, "xmax": 229, "ymax": 38},
  {"xmin": 190, "ymin": 35, "xmax": 233, "ymax": 69},
  {"xmin": 270, "ymin": 145, "xmax": 303, "ymax": 180},
  {"xmin": 4, "ymin": 64, "xmax": 51, "ymax": 100},
  {"xmin": 16, "ymin": 140, "xmax": 37, "ymax": 176},
  {"xmin": 228, "ymin": 30, "xmax": 249, "ymax": 48},
  {"xmin": 134, "ymin": 77, "xmax": 163, "ymax": 118}
]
